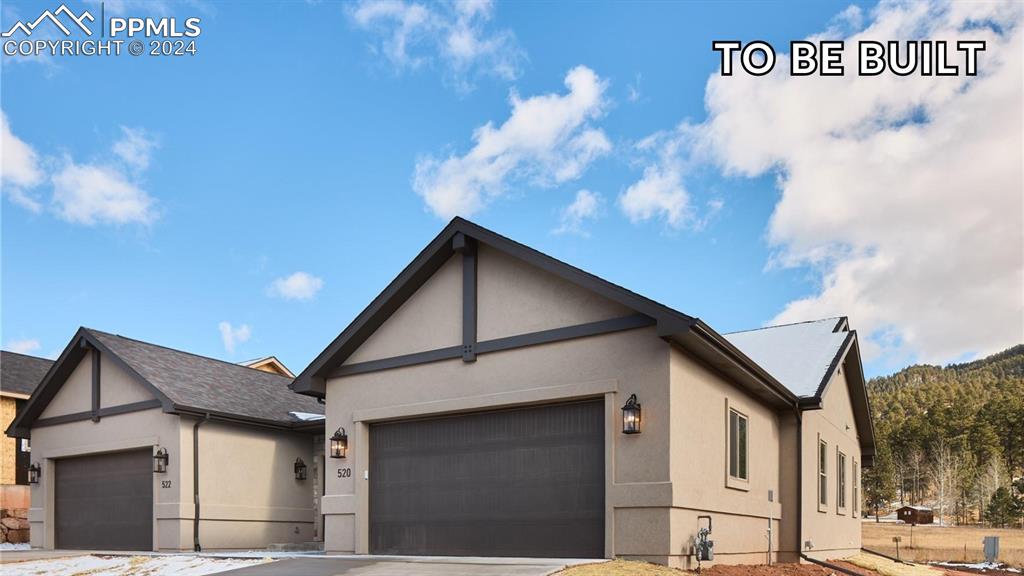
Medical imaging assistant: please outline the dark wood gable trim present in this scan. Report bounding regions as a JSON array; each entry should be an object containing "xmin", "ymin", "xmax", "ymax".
[
  {"xmin": 293, "ymin": 217, "xmax": 799, "ymax": 411},
  {"xmin": 454, "ymin": 232, "xmax": 478, "ymax": 362},
  {"xmin": 5, "ymin": 328, "xmax": 175, "ymax": 438}
]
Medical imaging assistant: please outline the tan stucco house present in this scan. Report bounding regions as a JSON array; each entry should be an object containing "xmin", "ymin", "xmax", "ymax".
[
  {"xmin": 292, "ymin": 218, "xmax": 874, "ymax": 567},
  {"xmin": 6, "ymin": 328, "xmax": 326, "ymax": 551}
]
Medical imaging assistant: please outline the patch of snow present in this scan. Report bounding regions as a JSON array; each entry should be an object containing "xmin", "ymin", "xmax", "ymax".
[
  {"xmin": 289, "ymin": 411, "xmax": 325, "ymax": 422},
  {"xmin": 932, "ymin": 561, "xmax": 1020, "ymax": 572},
  {"xmin": 1, "ymin": 554, "xmax": 271, "ymax": 576},
  {"xmin": 0, "ymin": 543, "xmax": 31, "ymax": 550}
]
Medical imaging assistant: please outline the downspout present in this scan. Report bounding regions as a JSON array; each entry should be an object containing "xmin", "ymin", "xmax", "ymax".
[
  {"xmin": 794, "ymin": 401, "xmax": 803, "ymax": 561},
  {"xmin": 193, "ymin": 413, "xmax": 210, "ymax": 552}
]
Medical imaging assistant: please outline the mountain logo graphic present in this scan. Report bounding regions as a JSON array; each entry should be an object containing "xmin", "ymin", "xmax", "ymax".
[{"xmin": 1, "ymin": 4, "xmax": 95, "ymax": 38}]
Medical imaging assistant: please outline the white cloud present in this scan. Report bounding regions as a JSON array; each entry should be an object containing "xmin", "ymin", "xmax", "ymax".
[
  {"xmin": 112, "ymin": 126, "xmax": 157, "ymax": 171},
  {"xmin": 1, "ymin": 112, "xmax": 45, "ymax": 212},
  {"xmin": 2, "ymin": 116, "xmax": 159, "ymax": 226},
  {"xmin": 555, "ymin": 189, "xmax": 602, "ymax": 236},
  {"xmin": 5, "ymin": 338, "xmax": 41, "ymax": 355},
  {"xmin": 268, "ymin": 272, "xmax": 325, "ymax": 301},
  {"xmin": 218, "ymin": 322, "xmax": 251, "ymax": 355},
  {"xmin": 635, "ymin": 0, "xmax": 1023, "ymax": 365},
  {"xmin": 349, "ymin": 0, "xmax": 524, "ymax": 91},
  {"xmin": 51, "ymin": 161, "xmax": 156, "ymax": 225},
  {"xmin": 414, "ymin": 65, "xmax": 611, "ymax": 218}
]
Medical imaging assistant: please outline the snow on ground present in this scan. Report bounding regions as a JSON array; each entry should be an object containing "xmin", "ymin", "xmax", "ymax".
[
  {"xmin": 1, "ymin": 554, "xmax": 272, "ymax": 576},
  {"xmin": 933, "ymin": 562, "xmax": 1022, "ymax": 573},
  {"xmin": 0, "ymin": 543, "xmax": 31, "ymax": 551}
]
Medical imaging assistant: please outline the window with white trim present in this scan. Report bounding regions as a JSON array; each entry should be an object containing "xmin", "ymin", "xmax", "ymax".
[
  {"xmin": 838, "ymin": 450, "xmax": 847, "ymax": 511},
  {"xmin": 852, "ymin": 458, "xmax": 859, "ymax": 516},
  {"xmin": 818, "ymin": 439, "xmax": 828, "ymax": 507},
  {"xmin": 729, "ymin": 409, "xmax": 748, "ymax": 481}
]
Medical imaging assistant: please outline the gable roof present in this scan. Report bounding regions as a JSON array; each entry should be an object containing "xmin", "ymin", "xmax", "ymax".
[
  {"xmin": 1, "ymin": 351, "xmax": 54, "ymax": 397},
  {"xmin": 292, "ymin": 217, "xmax": 800, "ymax": 410},
  {"xmin": 724, "ymin": 317, "xmax": 850, "ymax": 398},
  {"xmin": 725, "ymin": 317, "xmax": 876, "ymax": 463},
  {"xmin": 8, "ymin": 328, "xmax": 323, "ymax": 437},
  {"xmin": 240, "ymin": 356, "xmax": 295, "ymax": 378}
]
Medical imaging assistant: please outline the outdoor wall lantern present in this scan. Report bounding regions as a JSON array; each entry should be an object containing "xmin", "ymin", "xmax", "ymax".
[
  {"xmin": 622, "ymin": 394, "xmax": 642, "ymax": 434},
  {"xmin": 294, "ymin": 458, "xmax": 307, "ymax": 481},
  {"xmin": 28, "ymin": 463, "xmax": 40, "ymax": 484},
  {"xmin": 153, "ymin": 447, "xmax": 169, "ymax": 473},
  {"xmin": 330, "ymin": 427, "xmax": 348, "ymax": 459}
]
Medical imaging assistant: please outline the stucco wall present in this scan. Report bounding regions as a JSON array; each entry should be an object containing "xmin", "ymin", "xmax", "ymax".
[
  {"xmin": 320, "ymin": 245, "xmax": 798, "ymax": 564},
  {"xmin": 346, "ymin": 256, "xmax": 462, "ymax": 365},
  {"xmin": 28, "ymin": 407, "xmax": 180, "ymax": 550},
  {"xmin": 801, "ymin": 355, "xmax": 862, "ymax": 560},
  {"xmin": 175, "ymin": 418, "xmax": 315, "ymax": 550},
  {"xmin": 28, "ymin": 351, "xmax": 317, "ymax": 551},
  {"xmin": 660, "ymin": 346, "xmax": 785, "ymax": 568}
]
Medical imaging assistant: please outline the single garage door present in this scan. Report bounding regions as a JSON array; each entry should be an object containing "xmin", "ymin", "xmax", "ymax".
[
  {"xmin": 56, "ymin": 449, "xmax": 153, "ymax": 550},
  {"xmin": 370, "ymin": 399, "xmax": 604, "ymax": 558}
]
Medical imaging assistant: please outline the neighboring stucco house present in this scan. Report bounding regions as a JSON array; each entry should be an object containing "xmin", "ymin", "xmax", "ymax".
[
  {"xmin": 292, "ymin": 218, "xmax": 874, "ymax": 567},
  {"xmin": 1, "ymin": 351, "xmax": 53, "ymax": 487},
  {"xmin": 6, "ymin": 328, "xmax": 326, "ymax": 551}
]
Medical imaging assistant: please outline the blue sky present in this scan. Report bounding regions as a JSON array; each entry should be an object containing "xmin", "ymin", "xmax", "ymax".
[{"xmin": 2, "ymin": 0, "xmax": 1021, "ymax": 379}]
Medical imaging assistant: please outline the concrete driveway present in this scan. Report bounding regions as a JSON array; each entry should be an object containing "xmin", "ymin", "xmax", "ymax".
[{"xmin": 218, "ymin": 555, "xmax": 596, "ymax": 576}]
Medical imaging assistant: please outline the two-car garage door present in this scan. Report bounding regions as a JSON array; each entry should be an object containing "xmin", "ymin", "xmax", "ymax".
[
  {"xmin": 55, "ymin": 449, "xmax": 153, "ymax": 550},
  {"xmin": 369, "ymin": 400, "xmax": 605, "ymax": 558}
]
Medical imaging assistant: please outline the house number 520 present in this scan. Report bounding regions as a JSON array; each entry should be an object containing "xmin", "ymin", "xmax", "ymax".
[{"xmin": 337, "ymin": 468, "xmax": 351, "ymax": 478}]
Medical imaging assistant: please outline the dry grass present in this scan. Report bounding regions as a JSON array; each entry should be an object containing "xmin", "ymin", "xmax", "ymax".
[
  {"xmin": 554, "ymin": 559, "xmax": 686, "ymax": 575},
  {"xmin": 862, "ymin": 522, "xmax": 1024, "ymax": 567},
  {"xmin": 845, "ymin": 553, "xmax": 941, "ymax": 576}
]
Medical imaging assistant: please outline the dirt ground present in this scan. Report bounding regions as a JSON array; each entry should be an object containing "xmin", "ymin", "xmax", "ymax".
[
  {"xmin": 862, "ymin": 522, "xmax": 1024, "ymax": 567},
  {"xmin": 555, "ymin": 560, "xmax": 850, "ymax": 576}
]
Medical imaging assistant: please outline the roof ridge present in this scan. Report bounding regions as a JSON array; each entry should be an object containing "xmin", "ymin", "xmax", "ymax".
[
  {"xmin": 83, "ymin": 328, "xmax": 293, "ymax": 383},
  {"xmin": 723, "ymin": 316, "xmax": 844, "ymax": 335},
  {"xmin": 1, "ymin": 350, "xmax": 54, "ymax": 362}
]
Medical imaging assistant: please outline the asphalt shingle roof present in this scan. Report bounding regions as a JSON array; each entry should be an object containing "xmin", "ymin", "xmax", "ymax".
[
  {"xmin": 723, "ymin": 318, "xmax": 849, "ymax": 398},
  {"xmin": 1, "ymin": 351, "xmax": 54, "ymax": 396},
  {"xmin": 87, "ymin": 329, "xmax": 323, "ymax": 424}
]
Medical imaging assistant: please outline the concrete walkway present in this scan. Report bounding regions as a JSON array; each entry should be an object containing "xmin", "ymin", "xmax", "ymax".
[{"xmin": 218, "ymin": 555, "xmax": 598, "ymax": 576}]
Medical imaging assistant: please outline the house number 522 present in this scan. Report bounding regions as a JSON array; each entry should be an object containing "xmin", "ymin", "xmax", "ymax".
[{"xmin": 337, "ymin": 468, "xmax": 351, "ymax": 478}]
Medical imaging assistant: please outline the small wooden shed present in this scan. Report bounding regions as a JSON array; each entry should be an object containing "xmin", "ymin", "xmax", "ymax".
[{"xmin": 897, "ymin": 505, "xmax": 934, "ymax": 524}]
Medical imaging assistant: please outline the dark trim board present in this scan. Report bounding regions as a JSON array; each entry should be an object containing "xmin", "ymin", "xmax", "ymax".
[
  {"xmin": 330, "ymin": 314, "xmax": 655, "ymax": 378},
  {"xmin": 34, "ymin": 399, "xmax": 163, "ymax": 428}
]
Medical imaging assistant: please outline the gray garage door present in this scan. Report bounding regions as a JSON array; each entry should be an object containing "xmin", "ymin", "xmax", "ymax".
[
  {"xmin": 56, "ymin": 449, "xmax": 153, "ymax": 550},
  {"xmin": 370, "ymin": 400, "xmax": 604, "ymax": 558}
]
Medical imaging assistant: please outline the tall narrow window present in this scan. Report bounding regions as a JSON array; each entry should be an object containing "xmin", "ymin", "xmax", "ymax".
[
  {"xmin": 729, "ymin": 409, "xmax": 748, "ymax": 481},
  {"xmin": 852, "ymin": 458, "xmax": 859, "ymax": 516},
  {"xmin": 838, "ymin": 450, "xmax": 847, "ymax": 510},
  {"xmin": 818, "ymin": 440, "xmax": 828, "ymax": 506}
]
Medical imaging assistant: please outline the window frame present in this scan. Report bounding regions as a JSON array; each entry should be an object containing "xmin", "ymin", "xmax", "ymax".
[
  {"xmin": 818, "ymin": 437, "xmax": 828, "ymax": 511},
  {"xmin": 852, "ymin": 458, "xmax": 859, "ymax": 517},
  {"xmin": 837, "ymin": 448, "xmax": 847, "ymax": 514},
  {"xmin": 728, "ymin": 408, "xmax": 749, "ymax": 481}
]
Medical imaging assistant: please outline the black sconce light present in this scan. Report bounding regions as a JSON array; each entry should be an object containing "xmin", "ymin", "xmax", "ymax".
[
  {"xmin": 153, "ymin": 447, "xmax": 169, "ymax": 473},
  {"xmin": 294, "ymin": 457, "xmax": 307, "ymax": 480},
  {"xmin": 330, "ymin": 427, "xmax": 348, "ymax": 459},
  {"xmin": 622, "ymin": 394, "xmax": 641, "ymax": 434},
  {"xmin": 28, "ymin": 463, "xmax": 41, "ymax": 485}
]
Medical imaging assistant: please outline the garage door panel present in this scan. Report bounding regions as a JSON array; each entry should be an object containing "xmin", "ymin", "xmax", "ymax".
[
  {"xmin": 370, "ymin": 400, "xmax": 604, "ymax": 557},
  {"xmin": 56, "ymin": 449, "xmax": 153, "ymax": 551}
]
